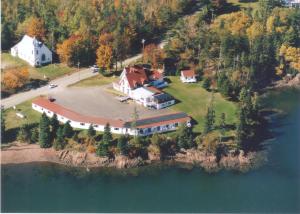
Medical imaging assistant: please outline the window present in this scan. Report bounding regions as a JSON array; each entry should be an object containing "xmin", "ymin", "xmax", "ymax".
[
  {"xmin": 41, "ymin": 54, "xmax": 46, "ymax": 61},
  {"xmin": 80, "ymin": 123, "xmax": 85, "ymax": 126},
  {"xmin": 157, "ymin": 126, "xmax": 160, "ymax": 131},
  {"xmin": 36, "ymin": 50, "xmax": 38, "ymax": 54},
  {"xmin": 93, "ymin": 125, "xmax": 98, "ymax": 128},
  {"xmin": 175, "ymin": 123, "xmax": 179, "ymax": 127},
  {"xmin": 114, "ymin": 128, "xmax": 119, "ymax": 130},
  {"xmin": 47, "ymin": 111, "xmax": 51, "ymax": 114},
  {"xmin": 147, "ymin": 128, "xmax": 151, "ymax": 133}
]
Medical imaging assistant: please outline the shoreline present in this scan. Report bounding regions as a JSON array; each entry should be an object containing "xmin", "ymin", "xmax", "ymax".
[{"xmin": 1, "ymin": 142, "xmax": 267, "ymax": 173}]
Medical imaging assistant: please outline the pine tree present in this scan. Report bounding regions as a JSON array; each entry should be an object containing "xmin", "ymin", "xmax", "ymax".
[
  {"xmin": 17, "ymin": 123, "xmax": 31, "ymax": 143},
  {"xmin": 102, "ymin": 123, "xmax": 112, "ymax": 144},
  {"xmin": 53, "ymin": 126, "xmax": 65, "ymax": 150},
  {"xmin": 96, "ymin": 140, "xmax": 109, "ymax": 157},
  {"xmin": 87, "ymin": 124, "xmax": 96, "ymax": 138},
  {"xmin": 219, "ymin": 113, "xmax": 226, "ymax": 136},
  {"xmin": 177, "ymin": 124, "xmax": 193, "ymax": 149},
  {"xmin": 1, "ymin": 109, "xmax": 5, "ymax": 143},
  {"xmin": 63, "ymin": 121, "xmax": 74, "ymax": 138},
  {"xmin": 203, "ymin": 94, "xmax": 216, "ymax": 134},
  {"xmin": 236, "ymin": 106, "xmax": 247, "ymax": 150},
  {"xmin": 30, "ymin": 127, "xmax": 39, "ymax": 144},
  {"xmin": 202, "ymin": 77, "xmax": 211, "ymax": 91},
  {"xmin": 39, "ymin": 113, "xmax": 51, "ymax": 148},
  {"xmin": 50, "ymin": 114, "xmax": 59, "ymax": 140},
  {"xmin": 117, "ymin": 135, "xmax": 128, "ymax": 155}
]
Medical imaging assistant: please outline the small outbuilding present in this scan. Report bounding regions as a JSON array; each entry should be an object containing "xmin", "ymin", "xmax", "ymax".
[{"xmin": 180, "ymin": 70, "xmax": 197, "ymax": 83}]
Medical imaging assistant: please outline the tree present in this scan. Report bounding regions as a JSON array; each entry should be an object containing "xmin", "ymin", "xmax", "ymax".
[
  {"xmin": 102, "ymin": 123, "xmax": 112, "ymax": 143},
  {"xmin": 202, "ymin": 77, "xmax": 211, "ymax": 91},
  {"xmin": 26, "ymin": 17, "xmax": 46, "ymax": 41},
  {"xmin": 117, "ymin": 135, "xmax": 128, "ymax": 155},
  {"xmin": 3, "ymin": 68, "xmax": 29, "ymax": 90},
  {"xmin": 87, "ymin": 124, "xmax": 96, "ymax": 138},
  {"xmin": 131, "ymin": 106, "xmax": 139, "ymax": 137},
  {"xmin": 143, "ymin": 44, "xmax": 165, "ymax": 68},
  {"xmin": 39, "ymin": 113, "xmax": 51, "ymax": 148},
  {"xmin": 30, "ymin": 128, "xmax": 39, "ymax": 144},
  {"xmin": 96, "ymin": 140, "xmax": 109, "ymax": 157},
  {"xmin": 236, "ymin": 106, "xmax": 247, "ymax": 149},
  {"xmin": 63, "ymin": 121, "xmax": 74, "ymax": 138},
  {"xmin": 96, "ymin": 33, "xmax": 114, "ymax": 71},
  {"xmin": 1, "ymin": 109, "xmax": 5, "ymax": 142},
  {"xmin": 219, "ymin": 113, "xmax": 226, "ymax": 136},
  {"xmin": 50, "ymin": 114, "xmax": 59, "ymax": 139},
  {"xmin": 177, "ymin": 124, "xmax": 193, "ymax": 149},
  {"xmin": 203, "ymin": 94, "xmax": 216, "ymax": 134},
  {"xmin": 53, "ymin": 126, "xmax": 65, "ymax": 150},
  {"xmin": 17, "ymin": 124, "xmax": 31, "ymax": 143}
]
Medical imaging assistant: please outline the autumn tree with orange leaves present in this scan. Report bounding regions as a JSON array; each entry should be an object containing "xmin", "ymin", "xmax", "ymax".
[
  {"xmin": 3, "ymin": 67, "xmax": 29, "ymax": 90},
  {"xmin": 16, "ymin": 17, "xmax": 46, "ymax": 41},
  {"xmin": 96, "ymin": 33, "xmax": 114, "ymax": 71},
  {"xmin": 143, "ymin": 44, "xmax": 165, "ymax": 69}
]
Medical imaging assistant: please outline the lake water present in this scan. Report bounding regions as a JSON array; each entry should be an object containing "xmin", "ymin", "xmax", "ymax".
[{"xmin": 2, "ymin": 88, "xmax": 300, "ymax": 213}]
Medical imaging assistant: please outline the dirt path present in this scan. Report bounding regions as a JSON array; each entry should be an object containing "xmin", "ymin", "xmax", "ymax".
[{"xmin": 1, "ymin": 142, "xmax": 58, "ymax": 164}]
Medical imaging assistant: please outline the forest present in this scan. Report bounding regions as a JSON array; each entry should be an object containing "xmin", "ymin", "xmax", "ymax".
[{"xmin": 1, "ymin": 0, "xmax": 195, "ymax": 67}]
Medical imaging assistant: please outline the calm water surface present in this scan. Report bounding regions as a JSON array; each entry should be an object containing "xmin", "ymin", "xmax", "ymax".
[{"xmin": 2, "ymin": 89, "xmax": 300, "ymax": 213}]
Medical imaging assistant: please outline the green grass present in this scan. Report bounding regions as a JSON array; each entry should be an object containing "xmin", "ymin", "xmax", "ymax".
[
  {"xmin": 69, "ymin": 74, "xmax": 117, "ymax": 87},
  {"xmin": 4, "ymin": 99, "xmax": 40, "ymax": 130},
  {"xmin": 1, "ymin": 53, "xmax": 75, "ymax": 80},
  {"xmin": 163, "ymin": 77, "xmax": 237, "ymax": 133},
  {"xmin": 3, "ymin": 98, "xmax": 41, "ymax": 143}
]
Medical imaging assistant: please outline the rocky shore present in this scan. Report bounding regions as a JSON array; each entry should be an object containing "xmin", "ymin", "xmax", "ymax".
[{"xmin": 1, "ymin": 142, "xmax": 267, "ymax": 173}]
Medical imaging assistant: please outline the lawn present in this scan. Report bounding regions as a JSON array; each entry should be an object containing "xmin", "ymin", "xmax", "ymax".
[
  {"xmin": 3, "ymin": 98, "xmax": 41, "ymax": 143},
  {"xmin": 69, "ymin": 74, "xmax": 117, "ymax": 87},
  {"xmin": 1, "ymin": 53, "xmax": 76, "ymax": 80},
  {"xmin": 163, "ymin": 76, "xmax": 237, "ymax": 133}
]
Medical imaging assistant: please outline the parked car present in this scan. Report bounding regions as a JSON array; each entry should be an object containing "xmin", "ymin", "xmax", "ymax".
[
  {"xmin": 48, "ymin": 84, "xmax": 57, "ymax": 89},
  {"xmin": 91, "ymin": 65, "xmax": 100, "ymax": 73}
]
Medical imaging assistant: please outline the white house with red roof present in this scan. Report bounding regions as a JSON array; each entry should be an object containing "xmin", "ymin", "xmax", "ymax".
[
  {"xmin": 113, "ymin": 65, "xmax": 174, "ymax": 109},
  {"xmin": 180, "ymin": 70, "xmax": 197, "ymax": 83}
]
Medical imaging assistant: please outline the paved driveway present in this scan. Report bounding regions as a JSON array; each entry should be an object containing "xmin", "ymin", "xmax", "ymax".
[{"xmin": 49, "ymin": 85, "xmax": 173, "ymax": 121}]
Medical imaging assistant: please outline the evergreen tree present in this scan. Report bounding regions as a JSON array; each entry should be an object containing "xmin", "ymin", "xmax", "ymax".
[
  {"xmin": 50, "ymin": 114, "xmax": 59, "ymax": 140},
  {"xmin": 87, "ymin": 124, "xmax": 96, "ymax": 138},
  {"xmin": 30, "ymin": 127, "xmax": 39, "ymax": 144},
  {"xmin": 1, "ymin": 109, "xmax": 5, "ymax": 143},
  {"xmin": 53, "ymin": 126, "xmax": 65, "ymax": 150},
  {"xmin": 117, "ymin": 135, "xmax": 128, "ymax": 155},
  {"xmin": 63, "ymin": 121, "xmax": 74, "ymax": 138},
  {"xmin": 236, "ymin": 106, "xmax": 247, "ymax": 149},
  {"xmin": 102, "ymin": 123, "xmax": 112, "ymax": 143},
  {"xmin": 39, "ymin": 113, "xmax": 51, "ymax": 148},
  {"xmin": 219, "ymin": 112, "xmax": 226, "ymax": 137},
  {"xmin": 177, "ymin": 124, "xmax": 193, "ymax": 149},
  {"xmin": 202, "ymin": 77, "xmax": 211, "ymax": 91},
  {"xmin": 203, "ymin": 94, "xmax": 216, "ymax": 134},
  {"xmin": 17, "ymin": 123, "xmax": 31, "ymax": 143},
  {"xmin": 96, "ymin": 140, "xmax": 109, "ymax": 157}
]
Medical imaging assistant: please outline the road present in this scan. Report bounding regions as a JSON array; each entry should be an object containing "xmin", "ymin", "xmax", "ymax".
[
  {"xmin": 1, "ymin": 6, "xmax": 201, "ymax": 109},
  {"xmin": 1, "ymin": 51, "xmax": 143, "ymax": 109}
]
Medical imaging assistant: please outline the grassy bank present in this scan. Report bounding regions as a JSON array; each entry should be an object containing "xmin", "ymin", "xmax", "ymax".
[
  {"xmin": 163, "ymin": 76, "xmax": 237, "ymax": 133},
  {"xmin": 1, "ymin": 53, "xmax": 75, "ymax": 80},
  {"xmin": 69, "ymin": 74, "xmax": 116, "ymax": 87}
]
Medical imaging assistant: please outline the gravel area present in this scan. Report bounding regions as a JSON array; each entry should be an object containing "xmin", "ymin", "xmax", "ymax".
[{"xmin": 49, "ymin": 85, "xmax": 173, "ymax": 121}]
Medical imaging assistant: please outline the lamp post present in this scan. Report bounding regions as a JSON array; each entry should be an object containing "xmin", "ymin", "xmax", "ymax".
[
  {"xmin": 77, "ymin": 61, "xmax": 80, "ymax": 80},
  {"xmin": 141, "ymin": 39, "xmax": 145, "ymax": 63}
]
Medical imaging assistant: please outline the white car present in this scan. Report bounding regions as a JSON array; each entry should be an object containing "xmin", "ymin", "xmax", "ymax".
[
  {"xmin": 91, "ymin": 65, "xmax": 100, "ymax": 73},
  {"xmin": 48, "ymin": 84, "xmax": 57, "ymax": 89}
]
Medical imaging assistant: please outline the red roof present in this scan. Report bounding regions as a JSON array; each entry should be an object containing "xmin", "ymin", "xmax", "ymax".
[
  {"xmin": 125, "ymin": 66, "xmax": 148, "ymax": 89},
  {"xmin": 181, "ymin": 70, "xmax": 196, "ymax": 77},
  {"xmin": 150, "ymin": 70, "xmax": 163, "ymax": 80},
  {"xmin": 32, "ymin": 97, "xmax": 125, "ymax": 127},
  {"xmin": 32, "ymin": 97, "xmax": 190, "ymax": 130}
]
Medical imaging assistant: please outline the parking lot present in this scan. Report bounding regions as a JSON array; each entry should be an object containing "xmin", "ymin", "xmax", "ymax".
[{"xmin": 48, "ymin": 85, "xmax": 173, "ymax": 121}]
